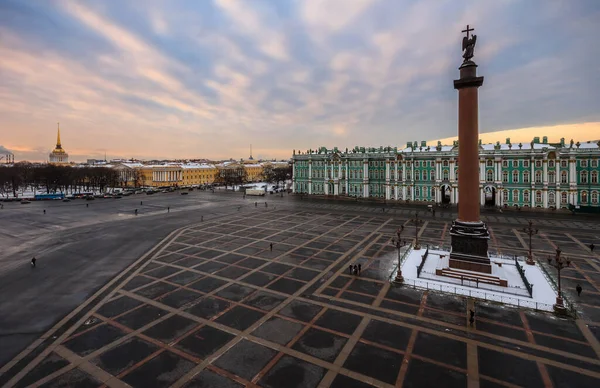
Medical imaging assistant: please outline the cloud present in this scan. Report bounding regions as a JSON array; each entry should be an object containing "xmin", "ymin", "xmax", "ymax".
[{"xmin": 0, "ymin": 0, "xmax": 598, "ymax": 162}]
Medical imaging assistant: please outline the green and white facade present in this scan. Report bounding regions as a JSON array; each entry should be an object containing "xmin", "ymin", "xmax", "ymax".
[{"xmin": 292, "ymin": 138, "xmax": 600, "ymax": 209}]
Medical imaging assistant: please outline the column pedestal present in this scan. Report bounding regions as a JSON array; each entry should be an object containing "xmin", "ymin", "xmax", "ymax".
[{"xmin": 449, "ymin": 220, "xmax": 491, "ymax": 273}]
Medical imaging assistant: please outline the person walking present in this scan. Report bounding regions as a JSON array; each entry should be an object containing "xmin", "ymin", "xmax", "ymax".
[
  {"xmin": 167, "ymin": 207, "xmax": 170, "ymax": 213},
  {"xmin": 140, "ymin": 201, "xmax": 143, "ymax": 205},
  {"xmin": 270, "ymin": 243, "xmax": 273, "ymax": 252},
  {"xmin": 31, "ymin": 257, "xmax": 36, "ymax": 268},
  {"xmin": 353, "ymin": 264, "xmax": 358, "ymax": 275},
  {"xmin": 358, "ymin": 264, "xmax": 362, "ymax": 275},
  {"xmin": 255, "ymin": 202, "xmax": 257, "ymax": 207},
  {"xmin": 135, "ymin": 209, "xmax": 138, "ymax": 215},
  {"xmin": 591, "ymin": 243, "xmax": 595, "ymax": 253},
  {"xmin": 43, "ymin": 209, "xmax": 46, "ymax": 214},
  {"xmin": 201, "ymin": 215, "xmax": 204, "ymax": 221},
  {"xmin": 576, "ymin": 284, "xmax": 583, "ymax": 296},
  {"xmin": 265, "ymin": 202, "xmax": 268, "ymax": 207},
  {"xmin": 469, "ymin": 309, "xmax": 475, "ymax": 326},
  {"xmin": 349, "ymin": 265, "xmax": 353, "ymax": 274},
  {"xmin": 432, "ymin": 209, "xmax": 436, "ymax": 217},
  {"xmin": 86, "ymin": 203, "xmax": 89, "ymax": 208}
]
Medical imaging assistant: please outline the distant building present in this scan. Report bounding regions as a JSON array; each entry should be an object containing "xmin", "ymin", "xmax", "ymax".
[
  {"xmin": 292, "ymin": 137, "xmax": 600, "ymax": 209},
  {"xmin": 49, "ymin": 123, "xmax": 69, "ymax": 164}
]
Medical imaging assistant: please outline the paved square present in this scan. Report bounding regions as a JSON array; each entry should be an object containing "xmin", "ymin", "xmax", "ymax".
[{"xmin": 6, "ymin": 206, "xmax": 600, "ymax": 387}]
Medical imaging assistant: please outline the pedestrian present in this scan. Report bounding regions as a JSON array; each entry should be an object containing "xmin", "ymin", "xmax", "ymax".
[
  {"xmin": 140, "ymin": 201, "xmax": 143, "ymax": 205},
  {"xmin": 576, "ymin": 284, "xmax": 582, "ymax": 296},
  {"xmin": 591, "ymin": 243, "xmax": 595, "ymax": 253},
  {"xmin": 43, "ymin": 209, "xmax": 46, "ymax": 214},
  {"xmin": 86, "ymin": 203, "xmax": 89, "ymax": 208},
  {"xmin": 358, "ymin": 263, "xmax": 362, "ymax": 275},
  {"xmin": 201, "ymin": 215, "xmax": 204, "ymax": 221},
  {"xmin": 135, "ymin": 209, "xmax": 138, "ymax": 215},
  {"xmin": 265, "ymin": 202, "xmax": 268, "ymax": 208},
  {"xmin": 167, "ymin": 207, "xmax": 170, "ymax": 213},
  {"xmin": 353, "ymin": 264, "xmax": 358, "ymax": 275},
  {"xmin": 31, "ymin": 257, "xmax": 36, "ymax": 268},
  {"xmin": 255, "ymin": 202, "xmax": 257, "ymax": 207},
  {"xmin": 349, "ymin": 265, "xmax": 353, "ymax": 274},
  {"xmin": 270, "ymin": 243, "xmax": 273, "ymax": 251},
  {"xmin": 469, "ymin": 309, "xmax": 475, "ymax": 326},
  {"xmin": 432, "ymin": 209, "xmax": 436, "ymax": 217}
]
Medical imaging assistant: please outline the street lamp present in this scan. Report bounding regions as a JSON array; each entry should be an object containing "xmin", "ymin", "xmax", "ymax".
[
  {"xmin": 547, "ymin": 247, "xmax": 571, "ymax": 314},
  {"xmin": 522, "ymin": 220, "xmax": 538, "ymax": 265},
  {"xmin": 409, "ymin": 212, "xmax": 424, "ymax": 250},
  {"xmin": 391, "ymin": 225, "xmax": 405, "ymax": 283}
]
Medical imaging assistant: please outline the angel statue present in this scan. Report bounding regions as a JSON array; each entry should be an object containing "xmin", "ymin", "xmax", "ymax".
[{"xmin": 461, "ymin": 25, "xmax": 477, "ymax": 63}]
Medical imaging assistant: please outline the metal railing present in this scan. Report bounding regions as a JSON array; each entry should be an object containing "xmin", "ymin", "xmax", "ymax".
[
  {"xmin": 416, "ymin": 246, "xmax": 429, "ymax": 277},
  {"xmin": 514, "ymin": 256, "xmax": 534, "ymax": 297}
]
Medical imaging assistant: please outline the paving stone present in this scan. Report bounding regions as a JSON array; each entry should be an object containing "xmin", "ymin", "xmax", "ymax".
[
  {"xmin": 185, "ymin": 297, "xmax": 231, "ymax": 320},
  {"xmin": 165, "ymin": 270, "xmax": 204, "ymax": 286},
  {"xmin": 63, "ymin": 323, "xmax": 126, "ymax": 356},
  {"xmin": 216, "ymin": 253, "xmax": 247, "ymax": 264},
  {"xmin": 533, "ymin": 333, "xmax": 597, "ymax": 358},
  {"xmin": 262, "ymin": 262, "xmax": 294, "ymax": 275},
  {"xmin": 157, "ymin": 288, "xmax": 204, "ymax": 309},
  {"xmin": 213, "ymin": 339, "xmax": 277, "ymax": 381},
  {"xmin": 240, "ymin": 271, "xmax": 277, "ymax": 287},
  {"xmin": 321, "ymin": 287, "xmax": 339, "ymax": 297},
  {"xmin": 237, "ymin": 257, "xmax": 268, "ymax": 269},
  {"xmin": 422, "ymin": 308, "xmax": 466, "ymax": 327},
  {"xmin": 252, "ymin": 316, "xmax": 304, "ymax": 345},
  {"xmin": 403, "ymin": 358, "xmax": 467, "ymax": 388},
  {"xmin": 478, "ymin": 347, "xmax": 544, "ymax": 387},
  {"xmin": 525, "ymin": 312, "xmax": 586, "ymax": 341},
  {"xmin": 301, "ymin": 258, "xmax": 331, "ymax": 270},
  {"xmin": 330, "ymin": 374, "xmax": 374, "ymax": 388},
  {"xmin": 315, "ymin": 309, "xmax": 362, "ymax": 335},
  {"xmin": 115, "ymin": 304, "xmax": 168, "ymax": 330},
  {"xmin": 292, "ymin": 327, "xmax": 347, "ymax": 362},
  {"xmin": 96, "ymin": 296, "xmax": 144, "ymax": 318},
  {"xmin": 545, "ymin": 364, "xmax": 600, "ymax": 388},
  {"xmin": 188, "ymin": 276, "xmax": 228, "ymax": 293},
  {"xmin": 268, "ymin": 278, "xmax": 305, "ymax": 294},
  {"xmin": 288, "ymin": 267, "xmax": 320, "ymax": 282},
  {"xmin": 244, "ymin": 291, "xmax": 287, "ymax": 311},
  {"xmin": 426, "ymin": 292, "xmax": 466, "ymax": 313},
  {"xmin": 329, "ymin": 275, "xmax": 352, "ymax": 288},
  {"xmin": 91, "ymin": 337, "xmax": 159, "ymax": 376},
  {"xmin": 476, "ymin": 320, "xmax": 528, "ymax": 342},
  {"xmin": 340, "ymin": 291, "xmax": 375, "ymax": 305},
  {"xmin": 174, "ymin": 257, "xmax": 206, "ymax": 268},
  {"xmin": 379, "ymin": 299, "xmax": 420, "ymax": 315},
  {"xmin": 195, "ymin": 260, "xmax": 229, "ymax": 274},
  {"xmin": 134, "ymin": 281, "xmax": 178, "ymax": 299},
  {"xmin": 361, "ymin": 319, "xmax": 412, "ymax": 350},
  {"xmin": 347, "ymin": 279, "xmax": 383, "ymax": 296},
  {"xmin": 121, "ymin": 350, "xmax": 196, "ymax": 388},
  {"xmin": 279, "ymin": 300, "xmax": 323, "ymax": 322},
  {"xmin": 197, "ymin": 249, "xmax": 223, "ymax": 259},
  {"xmin": 385, "ymin": 286, "xmax": 424, "ymax": 305},
  {"xmin": 182, "ymin": 369, "xmax": 243, "ymax": 388},
  {"xmin": 216, "ymin": 284, "xmax": 257, "ymax": 302},
  {"xmin": 215, "ymin": 305, "xmax": 266, "ymax": 331},
  {"xmin": 142, "ymin": 314, "xmax": 198, "ymax": 343},
  {"xmin": 39, "ymin": 368, "xmax": 100, "ymax": 388},
  {"xmin": 122, "ymin": 276, "xmax": 155, "ymax": 291},
  {"xmin": 176, "ymin": 325, "xmax": 235, "ymax": 359},
  {"xmin": 343, "ymin": 342, "xmax": 403, "ymax": 385},
  {"xmin": 413, "ymin": 331, "xmax": 467, "ymax": 369},
  {"xmin": 474, "ymin": 303, "xmax": 524, "ymax": 327},
  {"xmin": 259, "ymin": 355, "xmax": 325, "ymax": 388}
]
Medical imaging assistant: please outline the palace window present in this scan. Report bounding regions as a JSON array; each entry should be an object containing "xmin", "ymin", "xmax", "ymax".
[
  {"xmin": 523, "ymin": 160, "xmax": 530, "ymax": 168},
  {"xmin": 561, "ymin": 192, "xmax": 567, "ymax": 204},
  {"xmin": 535, "ymin": 160, "xmax": 542, "ymax": 168},
  {"xmin": 513, "ymin": 190, "xmax": 519, "ymax": 201},
  {"xmin": 581, "ymin": 171, "xmax": 588, "ymax": 184},
  {"xmin": 592, "ymin": 159, "xmax": 598, "ymax": 168},
  {"xmin": 415, "ymin": 171, "xmax": 420, "ymax": 181},
  {"xmin": 549, "ymin": 191, "xmax": 555, "ymax": 204},
  {"xmin": 486, "ymin": 159, "xmax": 493, "ymax": 167},
  {"xmin": 548, "ymin": 160, "xmax": 555, "ymax": 168},
  {"xmin": 561, "ymin": 171, "xmax": 568, "ymax": 183},
  {"xmin": 443, "ymin": 160, "xmax": 449, "ymax": 167},
  {"xmin": 407, "ymin": 172, "xmax": 412, "ymax": 180},
  {"xmin": 561, "ymin": 160, "xmax": 567, "ymax": 168},
  {"xmin": 415, "ymin": 187, "xmax": 420, "ymax": 197},
  {"xmin": 524, "ymin": 190, "xmax": 530, "ymax": 203},
  {"xmin": 502, "ymin": 160, "xmax": 508, "ymax": 168},
  {"xmin": 592, "ymin": 171, "xmax": 598, "ymax": 184},
  {"xmin": 502, "ymin": 171, "xmax": 508, "ymax": 183},
  {"xmin": 512, "ymin": 160, "xmax": 518, "ymax": 168},
  {"xmin": 581, "ymin": 160, "xmax": 588, "ymax": 168},
  {"xmin": 548, "ymin": 171, "xmax": 555, "ymax": 183},
  {"xmin": 581, "ymin": 191, "xmax": 588, "ymax": 204},
  {"xmin": 503, "ymin": 190, "xmax": 508, "ymax": 202},
  {"xmin": 535, "ymin": 171, "xmax": 542, "ymax": 183},
  {"xmin": 513, "ymin": 171, "xmax": 519, "ymax": 183},
  {"xmin": 430, "ymin": 170, "xmax": 435, "ymax": 180},
  {"xmin": 536, "ymin": 190, "xmax": 542, "ymax": 203},
  {"xmin": 431, "ymin": 187, "xmax": 435, "ymax": 197},
  {"xmin": 486, "ymin": 170, "xmax": 494, "ymax": 182},
  {"xmin": 592, "ymin": 191, "xmax": 598, "ymax": 204},
  {"xmin": 415, "ymin": 161, "xmax": 420, "ymax": 167}
]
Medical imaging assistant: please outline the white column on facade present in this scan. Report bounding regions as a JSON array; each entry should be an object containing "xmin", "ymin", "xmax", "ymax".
[
  {"xmin": 531, "ymin": 189, "xmax": 535, "ymax": 207},
  {"xmin": 308, "ymin": 161, "xmax": 312, "ymax": 195},
  {"xmin": 450, "ymin": 160, "xmax": 455, "ymax": 181},
  {"xmin": 569, "ymin": 158, "xmax": 576, "ymax": 184},
  {"xmin": 385, "ymin": 160, "xmax": 390, "ymax": 200},
  {"xmin": 345, "ymin": 161, "xmax": 349, "ymax": 194},
  {"xmin": 480, "ymin": 187, "xmax": 485, "ymax": 206},
  {"xmin": 543, "ymin": 159, "xmax": 548, "ymax": 182},
  {"xmin": 543, "ymin": 189, "xmax": 548, "ymax": 208},
  {"xmin": 479, "ymin": 160, "xmax": 485, "ymax": 182},
  {"xmin": 402, "ymin": 161, "xmax": 406, "ymax": 184}
]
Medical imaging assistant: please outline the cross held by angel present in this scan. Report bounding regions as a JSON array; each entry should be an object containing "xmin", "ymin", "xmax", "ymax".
[{"xmin": 461, "ymin": 25, "xmax": 477, "ymax": 63}]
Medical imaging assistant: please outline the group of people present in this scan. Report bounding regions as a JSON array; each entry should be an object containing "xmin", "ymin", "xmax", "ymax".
[{"xmin": 349, "ymin": 263, "xmax": 362, "ymax": 275}]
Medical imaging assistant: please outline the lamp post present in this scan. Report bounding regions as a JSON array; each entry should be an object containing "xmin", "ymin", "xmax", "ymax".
[
  {"xmin": 409, "ymin": 212, "xmax": 424, "ymax": 250},
  {"xmin": 391, "ymin": 225, "xmax": 405, "ymax": 283},
  {"xmin": 547, "ymin": 247, "xmax": 571, "ymax": 314},
  {"xmin": 523, "ymin": 220, "xmax": 538, "ymax": 265}
]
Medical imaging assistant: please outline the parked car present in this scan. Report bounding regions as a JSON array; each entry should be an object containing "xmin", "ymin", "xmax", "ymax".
[
  {"xmin": 181, "ymin": 192, "xmax": 189, "ymax": 195},
  {"xmin": 21, "ymin": 200, "xmax": 31, "ymax": 204},
  {"xmin": 86, "ymin": 195, "xmax": 95, "ymax": 200},
  {"xmin": 62, "ymin": 199, "xmax": 71, "ymax": 202}
]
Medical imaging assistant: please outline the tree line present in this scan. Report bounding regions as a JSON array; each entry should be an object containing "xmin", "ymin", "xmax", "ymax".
[
  {"xmin": 0, "ymin": 163, "xmax": 120, "ymax": 197},
  {"xmin": 214, "ymin": 163, "xmax": 292, "ymax": 190}
]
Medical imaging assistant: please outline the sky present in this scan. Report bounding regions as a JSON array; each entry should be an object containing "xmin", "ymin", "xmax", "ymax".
[{"xmin": 1, "ymin": 0, "xmax": 599, "ymax": 162}]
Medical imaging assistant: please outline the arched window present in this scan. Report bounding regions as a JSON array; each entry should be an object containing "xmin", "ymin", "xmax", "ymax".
[
  {"xmin": 581, "ymin": 191, "xmax": 588, "ymax": 203},
  {"xmin": 431, "ymin": 187, "xmax": 435, "ymax": 197},
  {"xmin": 415, "ymin": 187, "xmax": 420, "ymax": 197},
  {"xmin": 535, "ymin": 171, "xmax": 542, "ymax": 183},
  {"xmin": 536, "ymin": 190, "xmax": 542, "ymax": 203},
  {"xmin": 548, "ymin": 171, "xmax": 555, "ymax": 183},
  {"xmin": 513, "ymin": 190, "xmax": 519, "ymax": 201},
  {"xmin": 486, "ymin": 159, "xmax": 493, "ymax": 167},
  {"xmin": 548, "ymin": 160, "xmax": 555, "ymax": 168},
  {"xmin": 523, "ymin": 171, "xmax": 530, "ymax": 183},
  {"xmin": 443, "ymin": 170, "xmax": 449, "ymax": 180},
  {"xmin": 503, "ymin": 190, "xmax": 509, "ymax": 202},
  {"xmin": 548, "ymin": 191, "xmax": 555, "ymax": 204},
  {"xmin": 580, "ymin": 171, "xmax": 588, "ymax": 184},
  {"xmin": 486, "ymin": 170, "xmax": 494, "ymax": 182},
  {"xmin": 415, "ymin": 171, "xmax": 420, "ymax": 181},
  {"xmin": 502, "ymin": 171, "xmax": 508, "ymax": 182},
  {"xmin": 561, "ymin": 192, "xmax": 567, "ymax": 204},
  {"xmin": 524, "ymin": 190, "xmax": 530, "ymax": 203},
  {"xmin": 430, "ymin": 170, "xmax": 435, "ymax": 180},
  {"xmin": 513, "ymin": 171, "xmax": 519, "ymax": 183},
  {"xmin": 592, "ymin": 171, "xmax": 598, "ymax": 184},
  {"xmin": 561, "ymin": 171, "xmax": 567, "ymax": 183},
  {"xmin": 592, "ymin": 191, "xmax": 598, "ymax": 204},
  {"xmin": 443, "ymin": 160, "xmax": 449, "ymax": 167}
]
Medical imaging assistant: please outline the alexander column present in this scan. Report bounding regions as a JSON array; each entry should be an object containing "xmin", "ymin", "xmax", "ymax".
[{"xmin": 449, "ymin": 25, "xmax": 492, "ymax": 274}]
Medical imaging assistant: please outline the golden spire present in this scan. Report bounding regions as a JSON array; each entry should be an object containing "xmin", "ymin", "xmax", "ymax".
[{"xmin": 56, "ymin": 122, "xmax": 62, "ymax": 149}]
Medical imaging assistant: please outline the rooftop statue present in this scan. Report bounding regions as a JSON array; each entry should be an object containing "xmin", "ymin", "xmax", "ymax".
[{"xmin": 461, "ymin": 25, "xmax": 477, "ymax": 63}]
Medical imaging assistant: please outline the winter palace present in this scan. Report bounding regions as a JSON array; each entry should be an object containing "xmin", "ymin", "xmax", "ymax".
[{"xmin": 291, "ymin": 137, "xmax": 600, "ymax": 209}]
